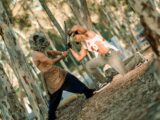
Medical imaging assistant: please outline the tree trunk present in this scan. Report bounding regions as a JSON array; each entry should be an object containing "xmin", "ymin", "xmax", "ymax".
[
  {"xmin": 67, "ymin": 0, "xmax": 86, "ymax": 26},
  {"xmin": 0, "ymin": 63, "xmax": 27, "ymax": 120},
  {"xmin": 1, "ymin": 0, "xmax": 13, "ymax": 24},
  {"xmin": 24, "ymin": 1, "xmax": 69, "ymax": 72},
  {"xmin": 128, "ymin": 0, "xmax": 160, "ymax": 83},
  {"xmin": 39, "ymin": 0, "xmax": 72, "ymax": 71},
  {"xmin": 128, "ymin": 0, "xmax": 160, "ymax": 56},
  {"xmin": 79, "ymin": 0, "xmax": 93, "ymax": 30},
  {"xmin": 68, "ymin": 0, "xmax": 93, "ymax": 30},
  {"xmin": 128, "ymin": 0, "xmax": 160, "ymax": 36},
  {"xmin": 39, "ymin": 0, "xmax": 65, "ymax": 39},
  {"xmin": 0, "ymin": 1, "xmax": 48, "ymax": 119}
]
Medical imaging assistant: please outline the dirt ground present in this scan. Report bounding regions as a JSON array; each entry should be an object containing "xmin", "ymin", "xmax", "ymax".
[{"xmin": 57, "ymin": 52, "xmax": 160, "ymax": 120}]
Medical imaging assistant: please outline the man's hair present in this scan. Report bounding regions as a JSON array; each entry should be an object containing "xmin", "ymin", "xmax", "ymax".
[
  {"xmin": 29, "ymin": 32, "xmax": 50, "ymax": 52},
  {"xmin": 68, "ymin": 25, "xmax": 87, "ymax": 37}
]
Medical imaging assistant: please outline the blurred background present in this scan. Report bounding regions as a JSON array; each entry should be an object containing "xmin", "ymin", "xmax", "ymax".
[{"xmin": 0, "ymin": 0, "xmax": 160, "ymax": 119}]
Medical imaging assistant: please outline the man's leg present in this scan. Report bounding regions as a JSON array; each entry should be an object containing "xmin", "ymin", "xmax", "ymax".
[
  {"xmin": 103, "ymin": 51, "xmax": 127, "ymax": 75},
  {"xmin": 48, "ymin": 89, "xmax": 63, "ymax": 120},
  {"xmin": 62, "ymin": 73, "xmax": 95, "ymax": 98},
  {"xmin": 86, "ymin": 57, "xmax": 107, "ymax": 83},
  {"xmin": 124, "ymin": 52, "xmax": 146, "ymax": 71}
]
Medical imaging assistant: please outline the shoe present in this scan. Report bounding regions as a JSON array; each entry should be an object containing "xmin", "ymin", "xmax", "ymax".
[
  {"xmin": 98, "ymin": 82, "xmax": 108, "ymax": 88},
  {"xmin": 136, "ymin": 52, "xmax": 148, "ymax": 64},
  {"xmin": 84, "ymin": 89, "xmax": 96, "ymax": 99},
  {"xmin": 106, "ymin": 76, "xmax": 113, "ymax": 83},
  {"xmin": 105, "ymin": 68, "xmax": 118, "ymax": 82}
]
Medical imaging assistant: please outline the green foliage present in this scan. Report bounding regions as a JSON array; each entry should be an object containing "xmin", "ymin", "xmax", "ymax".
[
  {"xmin": 64, "ymin": 17, "xmax": 77, "ymax": 29},
  {"xmin": 124, "ymin": 5, "xmax": 133, "ymax": 17},
  {"xmin": 13, "ymin": 13, "xmax": 32, "ymax": 30},
  {"xmin": 47, "ymin": 31, "xmax": 65, "ymax": 51},
  {"xmin": 93, "ymin": 22, "xmax": 112, "ymax": 39}
]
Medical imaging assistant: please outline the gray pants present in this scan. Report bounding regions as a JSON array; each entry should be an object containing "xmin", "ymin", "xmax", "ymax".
[
  {"xmin": 86, "ymin": 51, "xmax": 127, "ymax": 83},
  {"xmin": 86, "ymin": 51, "xmax": 145, "ymax": 83}
]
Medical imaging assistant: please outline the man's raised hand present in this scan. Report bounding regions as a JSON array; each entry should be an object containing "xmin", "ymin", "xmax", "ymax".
[
  {"xmin": 61, "ymin": 51, "xmax": 68, "ymax": 58},
  {"xmin": 67, "ymin": 42, "xmax": 72, "ymax": 49}
]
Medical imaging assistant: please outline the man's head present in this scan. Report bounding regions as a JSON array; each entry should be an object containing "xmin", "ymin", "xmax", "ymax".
[
  {"xmin": 68, "ymin": 30, "xmax": 80, "ymax": 37},
  {"xmin": 68, "ymin": 25, "xmax": 87, "ymax": 43},
  {"xmin": 29, "ymin": 32, "xmax": 50, "ymax": 52}
]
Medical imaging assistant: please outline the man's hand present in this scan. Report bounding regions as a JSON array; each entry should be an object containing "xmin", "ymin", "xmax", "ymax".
[
  {"xmin": 61, "ymin": 51, "xmax": 68, "ymax": 58},
  {"xmin": 68, "ymin": 30, "xmax": 73, "ymax": 36},
  {"xmin": 47, "ymin": 50, "xmax": 52, "ymax": 55},
  {"xmin": 47, "ymin": 50, "xmax": 62, "ymax": 55},
  {"xmin": 67, "ymin": 42, "xmax": 72, "ymax": 49}
]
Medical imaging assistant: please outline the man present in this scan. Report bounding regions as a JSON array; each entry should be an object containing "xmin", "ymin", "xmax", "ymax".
[
  {"xmin": 29, "ymin": 31, "xmax": 95, "ymax": 120},
  {"xmin": 68, "ymin": 25, "xmax": 126, "ymax": 84},
  {"xmin": 68, "ymin": 25, "xmax": 146, "ymax": 86}
]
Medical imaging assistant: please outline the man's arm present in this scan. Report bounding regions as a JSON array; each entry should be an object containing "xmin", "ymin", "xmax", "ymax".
[
  {"xmin": 69, "ymin": 47, "xmax": 87, "ymax": 61},
  {"xmin": 37, "ymin": 51, "xmax": 67, "ymax": 64},
  {"xmin": 52, "ymin": 52, "xmax": 67, "ymax": 63},
  {"xmin": 47, "ymin": 50, "xmax": 62, "ymax": 56}
]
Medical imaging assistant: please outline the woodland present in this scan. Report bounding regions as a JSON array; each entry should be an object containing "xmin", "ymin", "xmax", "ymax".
[{"xmin": 0, "ymin": 0, "xmax": 160, "ymax": 120}]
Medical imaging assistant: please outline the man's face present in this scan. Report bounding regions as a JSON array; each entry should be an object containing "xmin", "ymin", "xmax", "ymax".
[
  {"xmin": 39, "ymin": 37, "xmax": 50, "ymax": 48},
  {"xmin": 33, "ymin": 34, "xmax": 50, "ymax": 49},
  {"xmin": 73, "ymin": 34, "xmax": 85, "ymax": 43}
]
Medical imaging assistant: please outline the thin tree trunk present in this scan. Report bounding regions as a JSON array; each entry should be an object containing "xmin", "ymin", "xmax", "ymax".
[
  {"xmin": 39, "ymin": 0, "xmax": 65, "ymax": 39},
  {"xmin": 0, "ymin": 63, "xmax": 27, "ymax": 120},
  {"xmin": 39, "ymin": 0, "xmax": 72, "ymax": 71},
  {"xmin": 68, "ymin": 0, "xmax": 93, "ymax": 30},
  {"xmin": 24, "ymin": 0, "xmax": 69, "ymax": 72},
  {"xmin": 99, "ymin": 7, "xmax": 119, "ymax": 37},
  {"xmin": 1, "ymin": 0, "xmax": 13, "ymax": 23},
  {"xmin": 67, "ymin": 0, "xmax": 85, "ymax": 26},
  {"xmin": 0, "ymin": 1, "xmax": 48, "ymax": 119},
  {"xmin": 80, "ymin": 0, "xmax": 93, "ymax": 30}
]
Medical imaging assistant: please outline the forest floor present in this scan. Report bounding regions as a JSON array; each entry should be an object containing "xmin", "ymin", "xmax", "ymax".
[{"xmin": 57, "ymin": 51, "xmax": 160, "ymax": 120}]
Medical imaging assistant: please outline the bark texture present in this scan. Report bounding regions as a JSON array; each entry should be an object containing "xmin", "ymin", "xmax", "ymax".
[
  {"xmin": 0, "ymin": 63, "xmax": 27, "ymax": 120},
  {"xmin": 0, "ymin": 1, "xmax": 48, "ymax": 119}
]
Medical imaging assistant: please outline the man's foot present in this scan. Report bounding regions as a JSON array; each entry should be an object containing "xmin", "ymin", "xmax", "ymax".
[
  {"xmin": 136, "ymin": 52, "xmax": 148, "ymax": 66},
  {"xmin": 84, "ymin": 89, "xmax": 96, "ymax": 99},
  {"xmin": 136, "ymin": 57, "xmax": 148, "ymax": 68},
  {"xmin": 98, "ymin": 82, "xmax": 108, "ymax": 88},
  {"xmin": 95, "ymin": 82, "xmax": 111, "ymax": 93},
  {"xmin": 105, "ymin": 68, "xmax": 118, "ymax": 82}
]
